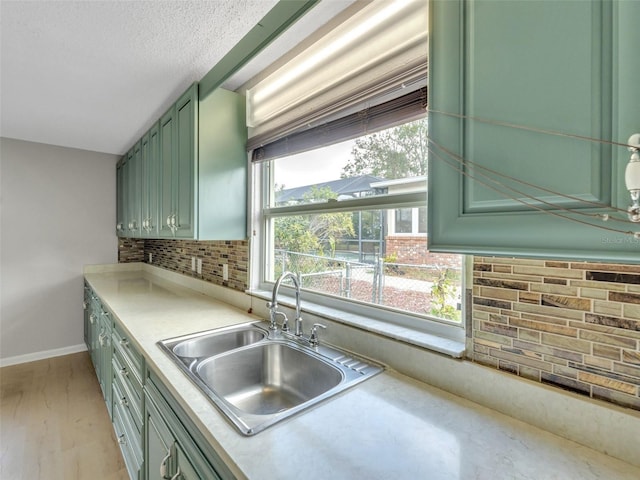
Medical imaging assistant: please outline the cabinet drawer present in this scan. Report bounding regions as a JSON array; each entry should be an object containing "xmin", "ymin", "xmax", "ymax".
[
  {"xmin": 113, "ymin": 346, "xmax": 143, "ymax": 421},
  {"xmin": 113, "ymin": 321, "xmax": 144, "ymax": 383},
  {"xmin": 113, "ymin": 364, "xmax": 143, "ymax": 436},
  {"xmin": 113, "ymin": 389, "xmax": 143, "ymax": 480}
]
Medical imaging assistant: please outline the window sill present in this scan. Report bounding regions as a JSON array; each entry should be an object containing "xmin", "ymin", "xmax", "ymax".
[{"xmin": 248, "ymin": 289, "xmax": 466, "ymax": 358}]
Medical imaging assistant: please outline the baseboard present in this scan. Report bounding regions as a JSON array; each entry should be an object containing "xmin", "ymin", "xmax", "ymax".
[{"xmin": 0, "ymin": 343, "xmax": 87, "ymax": 368}]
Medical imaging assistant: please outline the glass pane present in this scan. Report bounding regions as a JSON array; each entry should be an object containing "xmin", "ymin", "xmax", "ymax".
[
  {"xmin": 268, "ymin": 210, "xmax": 463, "ymax": 322},
  {"xmin": 395, "ymin": 208, "xmax": 413, "ymax": 233},
  {"xmin": 418, "ymin": 206, "xmax": 427, "ymax": 233},
  {"xmin": 271, "ymin": 118, "xmax": 428, "ymax": 208}
]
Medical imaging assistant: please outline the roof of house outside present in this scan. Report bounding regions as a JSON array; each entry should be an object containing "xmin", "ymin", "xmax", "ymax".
[{"xmin": 276, "ymin": 174, "xmax": 385, "ymax": 204}]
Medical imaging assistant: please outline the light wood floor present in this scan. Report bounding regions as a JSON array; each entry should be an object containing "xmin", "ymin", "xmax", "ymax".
[{"xmin": 0, "ymin": 352, "xmax": 129, "ymax": 479}]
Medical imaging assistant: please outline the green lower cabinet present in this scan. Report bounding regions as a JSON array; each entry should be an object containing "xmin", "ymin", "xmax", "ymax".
[
  {"xmin": 113, "ymin": 386, "xmax": 144, "ymax": 480},
  {"xmin": 145, "ymin": 391, "xmax": 201, "ymax": 480},
  {"xmin": 145, "ymin": 370, "xmax": 235, "ymax": 480},
  {"xmin": 83, "ymin": 284, "xmax": 91, "ymax": 348},
  {"xmin": 98, "ymin": 306, "xmax": 113, "ymax": 419}
]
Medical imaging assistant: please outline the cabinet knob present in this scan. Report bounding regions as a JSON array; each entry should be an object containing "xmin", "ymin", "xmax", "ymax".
[
  {"xmin": 118, "ymin": 433, "xmax": 126, "ymax": 445},
  {"xmin": 120, "ymin": 338, "xmax": 129, "ymax": 347},
  {"xmin": 120, "ymin": 367, "xmax": 128, "ymax": 377},
  {"xmin": 119, "ymin": 396, "xmax": 128, "ymax": 407}
]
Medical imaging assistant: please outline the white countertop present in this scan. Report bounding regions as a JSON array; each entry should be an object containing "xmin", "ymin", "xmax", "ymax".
[{"xmin": 84, "ymin": 266, "xmax": 640, "ymax": 480}]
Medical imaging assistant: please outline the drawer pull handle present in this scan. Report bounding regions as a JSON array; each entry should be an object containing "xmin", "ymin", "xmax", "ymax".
[
  {"xmin": 160, "ymin": 451, "xmax": 171, "ymax": 479},
  {"xmin": 120, "ymin": 367, "xmax": 129, "ymax": 377},
  {"xmin": 118, "ymin": 433, "xmax": 126, "ymax": 445},
  {"xmin": 170, "ymin": 466, "xmax": 182, "ymax": 480},
  {"xmin": 120, "ymin": 396, "xmax": 128, "ymax": 407},
  {"xmin": 120, "ymin": 338, "xmax": 129, "ymax": 347}
]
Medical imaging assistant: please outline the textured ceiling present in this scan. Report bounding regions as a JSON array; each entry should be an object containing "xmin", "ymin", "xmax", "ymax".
[{"xmin": 0, "ymin": 0, "xmax": 279, "ymax": 155}]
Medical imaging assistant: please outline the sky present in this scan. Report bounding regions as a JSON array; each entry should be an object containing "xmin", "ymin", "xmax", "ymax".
[{"xmin": 274, "ymin": 138, "xmax": 356, "ymax": 189}]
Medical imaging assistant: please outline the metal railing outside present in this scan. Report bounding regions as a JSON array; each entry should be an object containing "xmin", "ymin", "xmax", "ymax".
[{"xmin": 274, "ymin": 250, "xmax": 462, "ymax": 319}]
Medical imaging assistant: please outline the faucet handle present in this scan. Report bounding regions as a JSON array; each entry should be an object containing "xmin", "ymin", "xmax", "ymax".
[
  {"xmin": 309, "ymin": 323, "xmax": 327, "ymax": 347},
  {"xmin": 278, "ymin": 312, "xmax": 290, "ymax": 332}
]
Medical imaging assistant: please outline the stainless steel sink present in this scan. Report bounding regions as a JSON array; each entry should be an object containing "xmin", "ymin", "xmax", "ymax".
[
  {"xmin": 158, "ymin": 321, "xmax": 383, "ymax": 435},
  {"xmin": 197, "ymin": 342, "xmax": 343, "ymax": 415},
  {"xmin": 170, "ymin": 325, "xmax": 266, "ymax": 359}
]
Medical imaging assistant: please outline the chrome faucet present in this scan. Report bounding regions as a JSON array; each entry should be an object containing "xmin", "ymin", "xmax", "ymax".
[{"xmin": 267, "ymin": 271, "xmax": 304, "ymax": 336}]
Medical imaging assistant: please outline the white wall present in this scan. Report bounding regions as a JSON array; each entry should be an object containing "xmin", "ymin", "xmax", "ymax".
[{"xmin": 0, "ymin": 138, "xmax": 118, "ymax": 363}]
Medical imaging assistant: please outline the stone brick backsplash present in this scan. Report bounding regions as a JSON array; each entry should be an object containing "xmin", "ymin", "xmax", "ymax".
[
  {"xmin": 118, "ymin": 238, "xmax": 145, "ymax": 263},
  {"xmin": 118, "ymin": 238, "xmax": 249, "ymax": 292},
  {"xmin": 472, "ymin": 257, "xmax": 640, "ymax": 410}
]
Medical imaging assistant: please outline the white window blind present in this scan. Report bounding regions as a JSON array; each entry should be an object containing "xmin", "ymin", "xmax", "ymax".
[{"xmin": 246, "ymin": 0, "xmax": 428, "ymax": 151}]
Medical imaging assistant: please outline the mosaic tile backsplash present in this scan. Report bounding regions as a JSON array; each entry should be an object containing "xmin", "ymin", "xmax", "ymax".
[
  {"xmin": 472, "ymin": 257, "xmax": 640, "ymax": 410},
  {"xmin": 118, "ymin": 238, "xmax": 248, "ymax": 291},
  {"xmin": 119, "ymin": 238, "xmax": 639, "ymax": 410}
]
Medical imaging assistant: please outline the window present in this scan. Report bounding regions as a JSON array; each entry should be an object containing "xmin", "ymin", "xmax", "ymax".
[
  {"xmin": 255, "ymin": 117, "xmax": 464, "ymax": 327},
  {"xmin": 395, "ymin": 209, "xmax": 413, "ymax": 233},
  {"xmin": 246, "ymin": 2, "xmax": 460, "ymax": 345}
]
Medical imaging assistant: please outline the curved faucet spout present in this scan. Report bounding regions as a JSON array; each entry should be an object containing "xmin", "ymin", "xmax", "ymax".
[{"xmin": 269, "ymin": 271, "xmax": 303, "ymax": 336}]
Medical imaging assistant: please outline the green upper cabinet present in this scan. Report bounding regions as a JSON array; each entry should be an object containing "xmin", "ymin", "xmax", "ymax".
[
  {"xmin": 428, "ymin": 0, "xmax": 640, "ymax": 262},
  {"xmin": 197, "ymin": 87, "xmax": 247, "ymax": 240},
  {"xmin": 175, "ymin": 86, "xmax": 198, "ymax": 238},
  {"xmin": 140, "ymin": 123, "xmax": 160, "ymax": 237},
  {"xmin": 124, "ymin": 143, "xmax": 142, "ymax": 238},
  {"xmin": 119, "ymin": 82, "xmax": 247, "ymax": 240},
  {"xmin": 159, "ymin": 105, "xmax": 175, "ymax": 238},
  {"xmin": 159, "ymin": 84, "xmax": 197, "ymax": 239},
  {"xmin": 116, "ymin": 161, "xmax": 125, "ymax": 236}
]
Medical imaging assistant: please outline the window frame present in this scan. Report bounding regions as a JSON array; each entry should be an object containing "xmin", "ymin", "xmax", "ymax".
[{"xmin": 249, "ymin": 134, "xmax": 466, "ymax": 349}]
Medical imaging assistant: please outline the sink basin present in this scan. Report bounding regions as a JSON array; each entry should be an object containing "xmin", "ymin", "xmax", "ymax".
[
  {"xmin": 158, "ymin": 321, "xmax": 383, "ymax": 435},
  {"xmin": 197, "ymin": 342, "xmax": 343, "ymax": 415},
  {"xmin": 159, "ymin": 323, "xmax": 267, "ymax": 366},
  {"xmin": 172, "ymin": 327, "xmax": 266, "ymax": 358}
]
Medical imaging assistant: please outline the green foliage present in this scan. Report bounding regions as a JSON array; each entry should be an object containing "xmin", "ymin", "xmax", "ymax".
[
  {"xmin": 274, "ymin": 186, "xmax": 355, "ymax": 260},
  {"xmin": 341, "ymin": 118, "xmax": 428, "ymax": 180},
  {"xmin": 430, "ymin": 268, "xmax": 461, "ymax": 321}
]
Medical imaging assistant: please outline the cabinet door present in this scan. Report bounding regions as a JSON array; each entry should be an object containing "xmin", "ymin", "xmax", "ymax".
[
  {"xmin": 140, "ymin": 132, "xmax": 151, "ymax": 237},
  {"xmin": 116, "ymin": 161, "xmax": 125, "ymax": 236},
  {"xmin": 173, "ymin": 442, "xmax": 200, "ymax": 480},
  {"xmin": 197, "ymin": 88, "xmax": 248, "ymax": 240},
  {"xmin": 145, "ymin": 374, "xmax": 228, "ymax": 480},
  {"xmin": 148, "ymin": 123, "xmax": 161, "ymax": 238},
  {"xmin": 89, "ymin": 296, "xmax": 100, "ymax": 368},
  {"xmin": 159, "ymin": 108, "xmax": 175, "ymax": 237},
  {"xmin": 146, "ymin": 403, "xmax": 173, "ymax": 480},
  {"xmin": 126, "ymin": 143, "xmax": 142, "ymax": 237},
  {"xmin": 141, "ymin": 124, "xmax": 161, "ymax": 238},
  {"xmin": 99, "ymin": 309, "xmax": 112, "ymax": 418},
  {"xmin": 173, "ymin": 85, "xmax": 197, "ymax": 238},
  {"xmin": 428, "ymin": 0, "xmax": 640, "ymax": 262}
]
